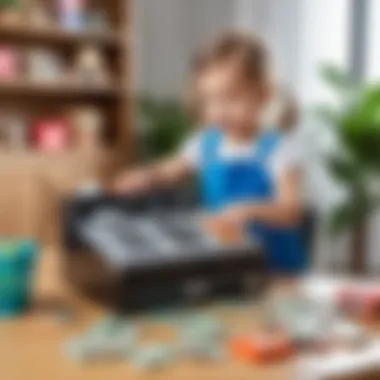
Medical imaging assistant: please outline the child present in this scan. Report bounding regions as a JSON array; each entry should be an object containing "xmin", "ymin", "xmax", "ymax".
[{"xmin": 116, "ymin": 32, "xmax": 307, "ymax": 275}]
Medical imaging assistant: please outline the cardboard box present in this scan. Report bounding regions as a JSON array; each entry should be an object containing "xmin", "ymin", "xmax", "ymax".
[{"xmin": 0, "ymin": 148, "xmax": 120, "ymax": 246}]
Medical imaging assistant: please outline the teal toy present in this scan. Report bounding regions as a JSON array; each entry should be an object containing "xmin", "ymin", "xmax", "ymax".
[
  {"xmin": 179, "ymin": 313, "xmax": 226, "ymax": 342},
  {"xmin": 64, "ymin": 316, "xmax": 138, "ymax": 362},
  {"xmin": 0, "ymin": 239, "xmax": 38, "ymax": 318},
  {"xmin": 132, "ymin": 344, "xmax": 175, "ymax": 370},
  {"xmin": 178, "ymin": 313, "xmax": 227, "ymax": 361}
]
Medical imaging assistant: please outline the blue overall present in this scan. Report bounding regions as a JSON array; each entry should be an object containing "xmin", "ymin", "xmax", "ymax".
[{"xmin": 200, "ymin": 128, "xmax": 307, "ymax": 275}]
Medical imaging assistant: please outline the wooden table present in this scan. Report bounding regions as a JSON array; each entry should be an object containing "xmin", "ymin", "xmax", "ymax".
[{"xmin": 0, "ymin": 247, "xmax": 294, "ymax": 380}]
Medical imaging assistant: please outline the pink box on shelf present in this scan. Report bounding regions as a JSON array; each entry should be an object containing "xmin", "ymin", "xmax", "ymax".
[
  {"xmin": 0, "ymin": 46, "xmax": 18, "ymax": 82},
  {"xmin": 31, "ymin": 118, "xmax": 70, "ymax": 152}
]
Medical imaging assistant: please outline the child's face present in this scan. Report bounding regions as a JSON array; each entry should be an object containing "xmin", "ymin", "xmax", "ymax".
[{"xmin": 196, "ymin": 63, "xmax": 268, "ymax": 135}]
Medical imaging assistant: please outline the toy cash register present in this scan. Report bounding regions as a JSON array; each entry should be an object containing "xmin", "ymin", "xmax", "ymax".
[{"xmin": 62, "ymin": 187, "xmax": 267, "ymax": 311}]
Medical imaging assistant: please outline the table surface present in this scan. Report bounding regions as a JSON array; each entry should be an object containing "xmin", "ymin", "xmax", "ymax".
[{"xmin": 0, "ymin": 247, "xmax": 294, "ymax": 380}]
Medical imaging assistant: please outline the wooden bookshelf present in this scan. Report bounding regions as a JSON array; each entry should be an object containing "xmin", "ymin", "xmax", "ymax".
[
  {"xmin": 0, "ymin": 0, "xmax": 131, "ymax": 241},
  {"xmin": 0, "ymin": 27, "xmax": 122, "ymax": 48},
  {"xmin": 0, "ymin": 81, "xmax": 124, "ymax": 98}
]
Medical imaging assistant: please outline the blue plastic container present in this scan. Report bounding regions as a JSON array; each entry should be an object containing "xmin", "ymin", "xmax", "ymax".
[{"xmin": 0, "ymin": 240, "xmax": 38, "ymax": 318}]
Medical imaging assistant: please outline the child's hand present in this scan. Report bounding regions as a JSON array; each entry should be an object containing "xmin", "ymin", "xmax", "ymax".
[
  {"xmin": 114, "ymin": 169, "xmax": 153, "ymax": 195},
  {"xmin": 202, "ymin": 205, "xmax": 249, "ymax": 245},
  {"xmin": 221, "ymin": 204, "xmax": 250, "ymax": 225},
  {"xmin": 205, "ymin": 205, "xmax": 250, "ymax": 231}
]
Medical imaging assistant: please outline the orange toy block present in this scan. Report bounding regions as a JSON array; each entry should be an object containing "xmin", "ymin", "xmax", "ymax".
[{"xmin": 229, "ymin": 333, "xmax": 294, "ymax": 364}]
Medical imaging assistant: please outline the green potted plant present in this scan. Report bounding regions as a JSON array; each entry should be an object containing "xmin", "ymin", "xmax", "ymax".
[
  {"xmin": 0, "ymin": 0, "xmax": 21, "ymax": 27},
  {"xmin": 136, "ymin": 96, "xmax": 192, "ymax": 162},
  {"xmin": 316, "ymin": 64, "xmax": 380, "ymax": 274}
]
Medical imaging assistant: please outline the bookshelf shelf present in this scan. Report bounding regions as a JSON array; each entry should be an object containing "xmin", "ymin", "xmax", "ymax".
[
  {"xmin": 0, "ymin": 81, "xmax": 124, "ymax": 99},
  {"xmin": 0, "ymin": 27, "xmax": 123, "ymax": 49}
]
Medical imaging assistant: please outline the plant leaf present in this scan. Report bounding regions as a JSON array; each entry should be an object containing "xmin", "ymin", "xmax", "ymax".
[
  {"xmin": 319, "ymin": 64, "xmax": 354, "ymax": 93},
  {"xmin": 0, "ymin": 0, "xmax": 19, "ymax": 8},
  {"xmin": 137, "ymin": 96, "xmax": 192, "ymax": 161},
  {"xmin": 328, "ymin": 156, "xmax": 362, "ymax": 184},
  {"xmin": 329, "ymin": 192, "xmax": 378, "ymax": 234}
]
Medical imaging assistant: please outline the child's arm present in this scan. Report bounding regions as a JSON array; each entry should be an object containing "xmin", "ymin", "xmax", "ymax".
[
  {"xmin": 220, "ymin": 168, "xmax": 303, "ymax": 227},
  {"xmin": 115, "ymin": 131, "xmax": 202, "ymax": 195},
  {"xmin": 114, "ymin": 155, "xmax": 193, "ymax": 194}
]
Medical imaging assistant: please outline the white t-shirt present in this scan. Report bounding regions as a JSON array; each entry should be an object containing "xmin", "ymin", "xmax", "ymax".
[{"xmin": 180, "ymin": 130, "xmax": 303, "ymax": 180}]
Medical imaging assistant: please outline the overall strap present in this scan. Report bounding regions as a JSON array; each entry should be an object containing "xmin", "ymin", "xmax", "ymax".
[
  {"xmin": 201, "ymin": 127, "xmax": 222, "ymax": 162},
  {"xmin": 200, "ymin": 127, "xmax": 224, "ymax": 211},
  {"xmin": 255, "ymin": 130, "xmax": 283, "ymax": 163}
]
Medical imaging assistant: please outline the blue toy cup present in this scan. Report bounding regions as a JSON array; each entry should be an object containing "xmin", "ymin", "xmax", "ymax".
[
  {"xmin": 60, "ymin": 12, "xmax": 85, "ymax": 31},
  {"xmin": 0, "ymin": 240, "xmax": 38, "ymax": 318}
]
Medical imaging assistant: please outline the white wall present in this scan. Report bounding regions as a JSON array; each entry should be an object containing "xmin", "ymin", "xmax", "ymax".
[
  {"xmin": 133, "ymin": 0, "xmax": 351, "ymax": 104},
  {"xmin": 133, "ymin": 0, "xmax": 234, "ymax": 97},
  {"xmin": 365, "ymin": 0, "xmax": 380, "ymax": 80},
  {"xmin": 235, "ymin": 0, "xmax": 304, "ymax": 97},
  {"xmin": 235, "ymin": 0, "xmax": 351, "ymax": 106}
]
